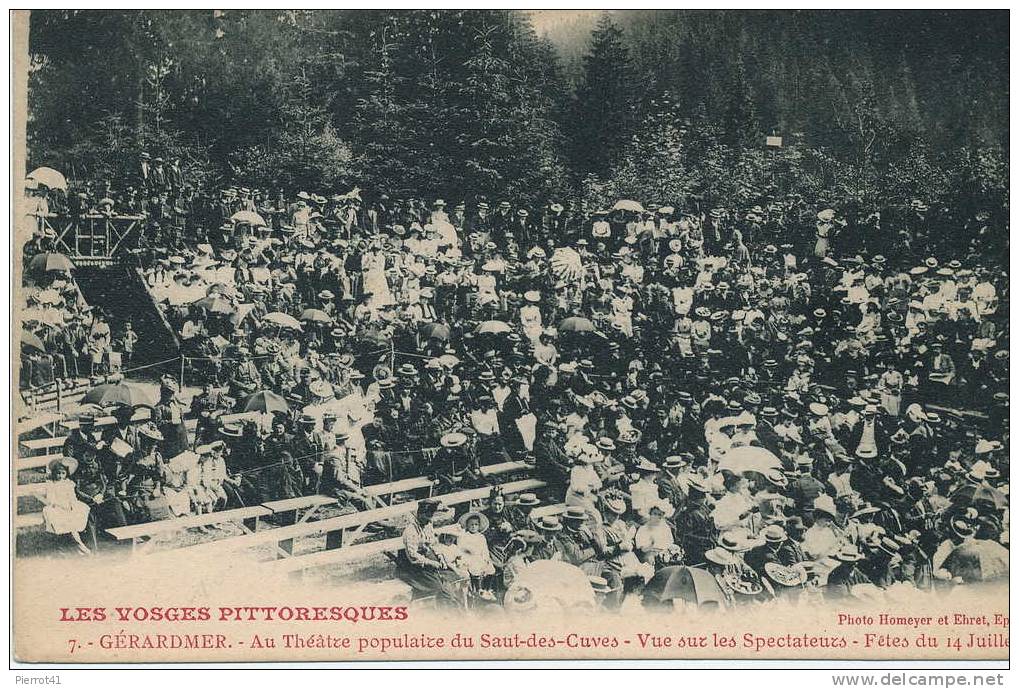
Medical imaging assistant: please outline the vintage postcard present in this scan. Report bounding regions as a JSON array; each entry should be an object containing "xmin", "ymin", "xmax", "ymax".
[{"xmin": 11, "ymin": 9, "xmax": 1009, "ymax": 665}]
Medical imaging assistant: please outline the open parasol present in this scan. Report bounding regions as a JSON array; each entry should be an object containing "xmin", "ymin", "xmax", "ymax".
[
  {"xmin": 419, "ymin": 322, "xmax": 451, "ymax": 341},
  {"xmin": 230, "ymin": 210, "xmax": 267, "ymax": 226},
  {"xmin": 241, "ymin": 390, "xmax": 290, "ymax": 415},
  {"xmin": 503, "ymin": 560, "xmax": 596, "ymax": 614},
  {"xmin": 475, "ymin": 320, "xmax": 512, "ymax": 335},
  {"xmin": 717, "ymin": 446, "xmax": 782, "ymax": 475},
  {"xmin": 643, "ymin": 566, "xmax": 728, "ymax": 608},
  {"xmin": 82, "ymin": 382, "xmax": 154, "ymax": 407},
  {"xmin": 262, "ymin": 311, "xmax": 303, "ymax": 330},
  {"xmin": 612, "ymin": 199, "xmax": 645, "ymax": 213},
  {"xmin": 21, "ymin": 329, "xmax": 46, "ymax": 353},
  {"xmin": 558, "ymin": 316, "xmax": 596, "ymax": 333},
  {"xmin": 193, "ymin": 295, "xmax": 235, "ymax": 316},
  {"xmin": 941, "ymin": 539, "xmax": 1009, "ymax": 582},
  {"xmin": 28, "ymin": 252, "xmax": 75, "ymax": 274},
  {"xmin": 550, "ymin": 247, "xmax": 584, "ymax": 282},
  {"xmin": 27, "ymin": 166, "xmax": 68, "ymax": 192},
  {"xmin": 300, "ymin": 308, "xmax": 332, "ymax": 324}
]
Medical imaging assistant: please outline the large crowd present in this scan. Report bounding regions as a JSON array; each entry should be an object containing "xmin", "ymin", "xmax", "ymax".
[{"xmin": 22, "ymin": 152, "xmax": 1010, "ymax": 611}]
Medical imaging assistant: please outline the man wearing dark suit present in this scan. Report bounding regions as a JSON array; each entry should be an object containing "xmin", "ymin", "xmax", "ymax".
[
  {"xmin": 845, "ymin": 405, "xmax": 891, "ymax": 461},
  {"xmin": 497, "ymin": 377, "xmax": 532, "ymax": 459}
]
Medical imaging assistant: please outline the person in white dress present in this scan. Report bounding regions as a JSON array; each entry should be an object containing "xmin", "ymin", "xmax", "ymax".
[
  {"xmin": 519, "ymin": 290, "xmax": 543, "ymax": 345},
  {"xmin": 456, "ymin": 511, "xmax": 496, "ymax": 598},
  {"xmin": 41, "ymin": 458, "xmax": 91, "ymax": 554},
  {"xmin": 361, "ymin": 249, "xmax": 394, "ymax": 309}
]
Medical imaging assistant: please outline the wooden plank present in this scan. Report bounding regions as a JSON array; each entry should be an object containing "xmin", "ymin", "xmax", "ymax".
[
  {"xmin": 18, "ymin": 454, "xmax": 61, "ymax": 472},
  {"xmin": 262, "ymin": 495, "xmax": 336, "ymax": 514},
  {"xmin": 20, "ymin": 436, "xmax": 67, "ymax": 453},
  {"xmin": 154, "ymin": 478, "xmax": 546, "ymax": 561},
  {"xmin": 16, "ymin": 483, "xmax": 47, "ymax": 498},
  {"xmin": 264, "ymin": 526, "xmax": 461, "ymax": 574},
  {"xmin": 16, "ymin": 412, "xmax": 64, "ymax": 437},
  {"xmin": 267, "ymin": 503, "xmax": 566, "ymax": 575},
  {"xmin": 14, "ymin": 514, "xmax": 45, "ymax": 529},
  {"xmin": 106, "ymin": 506, "xmax": 272, "ymax": 541},
  {"xmin": 365, "ymin": 477, "xmax": 432, "ymax": 497},
  {"xmin": 62, "ymin": 408, "xmax": 152, "ymax": 431},
  {"xmin": 362, "ymin": 462, "xmax": 527, "ymax": 499}
]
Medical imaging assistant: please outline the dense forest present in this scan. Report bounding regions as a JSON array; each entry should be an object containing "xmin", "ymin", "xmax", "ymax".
[{"xmin": 25, "ymin": 10, "xmax": 1008, "ymax": 212}]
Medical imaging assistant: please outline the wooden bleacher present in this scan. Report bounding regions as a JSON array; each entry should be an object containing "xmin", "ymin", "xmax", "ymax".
[
  {"xmin": 106, "ymin": 506, "xmax": 272, "ymax": 553},
  {"xmin": 147, "ymin": 478, "xmax": 546, "ymax": 563},
  {"xmin": 21, "ymin": 378, "xmax": 91, "ymax": 413},
  {"xmin": 263, "ymin": 502, "xmax": 566, "ymax": 575}
]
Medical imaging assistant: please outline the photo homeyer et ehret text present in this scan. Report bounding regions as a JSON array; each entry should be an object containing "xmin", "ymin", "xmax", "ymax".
[{"xmin": 14, "ymin": 9, "xmax": 1008, "ymax": 626}]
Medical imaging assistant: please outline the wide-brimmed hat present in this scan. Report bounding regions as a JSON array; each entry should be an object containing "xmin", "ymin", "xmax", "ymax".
[
  {"xmin": 635, "ymin": 458, "xmax": 660, "ymax": 473},
  {"xmin": 535, "ymin": 515, "xmax": 563, "ymax": 532},
  {"xmin": 951, "ymin": 519, "xmax": 976, "ymax": 539},
  {"xmin": 458, "ymin": 510, "xmax": 489, "ymax": 532},
  {"xmin": 764, "ymin": 562, "xmax": 807, "ymax": 587},
  {"xmin": 663, "ymin": 455, "xmax": 688, "ymax": 469},
  {"xmin": 834, "ymin": 545, "xmax": 865, "ymax": 562},
  {"xmin": 48, "ymin": 456, "xmax": 78, "ymax": 476},
  {"xmin": 813, "ymin": 494, "xmax": 838, "ymax": 518},
  {"xmin": 138, "ymin": 422, "xmax": 163, "ymax": 441},
  {"xmin": 718, "ymin": 532, "xmax": 753, "ymax": 552},
  {"xmin": 762, "ymin": 525, "xmax": 788, "ymax": 544},
  {"xmin": 562, "ymin": 506, "xmax": 589, "ymax": 522},
  {"xmin": 704, "ymin": 547, "xmax": 738, "ymax": 566},
  {"xmin": 440, "ymin": 431, "xmax": 468, "ymax": 448},
  {"xmin": 602, "ymin": 495, "xmax": 627, "ymax": 515},
  {"xmin": 309, "ymin": 379, "xmax": 334, "ymax": 398},
  {"xmin": 397, "ymin": 363, "xmax": 419, "ymax": 377},
  {"xmin": 514, "ymin": 493, "xmax": 541, "ymax": 507}
]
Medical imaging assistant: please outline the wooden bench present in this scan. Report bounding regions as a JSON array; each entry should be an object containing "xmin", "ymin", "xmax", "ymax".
[
  {"xmin": 17, "ymin": 412, "xmax": 65, "ymax": 437},
  {"xmin": 106, "ymin": 505, "xmax": 273, "ymax": 553},
  {"xmin": 61, "ymin": 408, "xmax": 152, "ymax": 431},
  {"xmin": 152, "ymin": 478, "xmax": 546, "ymax": 563},
  {"xmin": 15, "ymin": 483, "xmax": 47, "ymax": 498},
  {"xmin": 266, "ymin": 503, "xmax": 566, "ymax": 575},
  {"xmin": 264, "ymin": 525, "xmax": 461, "ymax": 574},
  {"xmin": 17, "ymin": 452, "xmax": 63, "ymax": 472},
  {"xmin": 20, "ymin": 436, "xmax": 67, "ymax": 454},
  {"xmin": 14, "ymin": 514, "xmax": 45, "ymax": 529},
  {"xmin": 261, "ymin": 494, "xmax": 339, "ymax": 527}
]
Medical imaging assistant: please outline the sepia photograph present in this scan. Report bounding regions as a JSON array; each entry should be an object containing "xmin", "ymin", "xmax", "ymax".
[{"xmin": 9, "ymin": 8, "xmax": 1010, "ymax": 669}]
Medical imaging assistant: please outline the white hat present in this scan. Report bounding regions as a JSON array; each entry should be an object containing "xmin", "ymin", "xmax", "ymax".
[{"xmin": 813, "ymin": 494, "xmax": 838, "ymax": 518}]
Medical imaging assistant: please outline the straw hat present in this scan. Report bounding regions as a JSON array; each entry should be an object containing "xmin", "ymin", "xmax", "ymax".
[{"xmin": 458, "ymin": 510, "xmax": 490, "ymax": 533}]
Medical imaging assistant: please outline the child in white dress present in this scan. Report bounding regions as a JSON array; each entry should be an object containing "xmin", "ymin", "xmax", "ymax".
[
  {"xmin": 41, "ymin": 458, "xmax": 91, "ymax": 555},
  {"xmin": 456, "ymin": 511, "xmax": 496, "ymax": 599}
]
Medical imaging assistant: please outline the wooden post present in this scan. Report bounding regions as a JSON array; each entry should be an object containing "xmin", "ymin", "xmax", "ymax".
[
  {"xmin": 325, "ymin": 528, "xmax": 345, "ymax": 550},
  {"xmin": 275, "ymin": 508, "xmax": 298, "ymax": 558}
]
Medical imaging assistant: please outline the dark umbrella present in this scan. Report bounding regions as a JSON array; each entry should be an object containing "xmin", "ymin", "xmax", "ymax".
[
  {"xmin": 643, "ymin": 565, "xmax": 728, "ymax": 608},
  {"xmin": 300, "ymin": 308, "xmax": 331, "ymax": 324},
  {"xmin": 29, "ymin": 252, "xmax": 75, "ymax": 273},
  {"xmin": 949, "ymin": 483, "xmax": 1008, "ymax": 510},
  {"xmin": 82, "ymin": 382, "xmax": 154, "ymax": 407},
  {"xmin": 21, "ymin": 329, "xmax": 45, "ymax": 353},
  {"xmin": 241, "ymin": 390, "xmax": 290, "ymax": 415},
  {"xmin": 942, "ymin": 539, "xmax": 1009, "ymax": 582}
]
